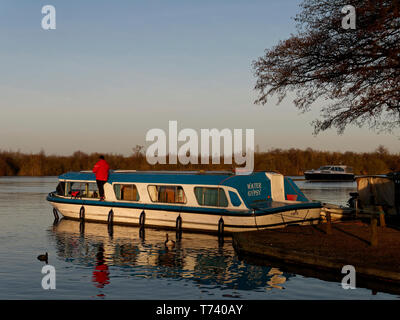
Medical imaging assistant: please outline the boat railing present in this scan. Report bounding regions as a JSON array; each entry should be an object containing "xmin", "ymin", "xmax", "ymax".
[{"xmin": 78, "ymin": 169, "xmax": 286, "ymax": 176}]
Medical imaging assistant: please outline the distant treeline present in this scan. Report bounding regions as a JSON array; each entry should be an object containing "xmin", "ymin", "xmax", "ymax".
[{"xmin": 0, "ymin": 146, "xmax": 398, "ymax": 177}]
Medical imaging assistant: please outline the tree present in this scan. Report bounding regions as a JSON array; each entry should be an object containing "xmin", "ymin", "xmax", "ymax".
[
  {"xmin": 252, "ymin": 0, "xmax": 400, "ymax": 134},
  {"xmin": 132, "ymin": 145, "xmax": 144, "ymax": 157}
]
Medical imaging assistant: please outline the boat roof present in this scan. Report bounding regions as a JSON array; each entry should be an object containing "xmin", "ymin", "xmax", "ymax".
[{"xmin": 59, "ymin": 170, "xmax": 270, "ymax": 186}]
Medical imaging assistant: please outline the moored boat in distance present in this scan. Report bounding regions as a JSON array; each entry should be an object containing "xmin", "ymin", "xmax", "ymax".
[
  {"xmin": 47, "ymin": 170, "xmax": 322, "ymax": 234},
  {"xmin": 304, "ymin": 165, "xmax": 355, "ymax": 182}
]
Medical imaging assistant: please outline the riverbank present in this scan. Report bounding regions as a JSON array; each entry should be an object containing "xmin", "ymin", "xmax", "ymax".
[
  {"xmin": 0, "ymin": 147, "xmax": 398, "ymax": 176},
  {"xmin": 232, "ymin": 221, "xmax": 400, "ymax": 285}
]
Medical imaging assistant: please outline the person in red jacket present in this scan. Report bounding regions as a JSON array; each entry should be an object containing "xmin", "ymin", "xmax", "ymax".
[{"xmin": 92, "ymin": 155, "xmax": 110, "ymax": 201}]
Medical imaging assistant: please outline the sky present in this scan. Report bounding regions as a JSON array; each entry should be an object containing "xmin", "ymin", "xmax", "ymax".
[{"xmin": 0, "ymin": 0, "xmax": 399, "ymax": 156}]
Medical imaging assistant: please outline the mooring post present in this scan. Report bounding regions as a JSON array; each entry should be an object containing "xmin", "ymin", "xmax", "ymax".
[
  {"xmin": 355, "ymin": 198, "xmax": 358, "ymax": 218},
  {"xmin": 377, "ymin": 206, "xmax": 386, "ymax": 227},
  {"xmin": 326, "ymin": 211, "xmax": 332, "ymax": 235},
  {"xmin": 370, "ymin": 215, "xmax": 378, "ymax": 247}
]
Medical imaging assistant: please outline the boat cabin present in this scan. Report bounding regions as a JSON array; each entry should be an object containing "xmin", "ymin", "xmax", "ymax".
[
  {"xmin": 54, "ymin": 170, "xmax": 310, "ymax": 210},
  {"xmin": 48, "ymin": 170, "xmax": 322, "ymax": 233},
  {"xmin": 317, "ymin": 165, "xmax": 353, "ymax": 173}
]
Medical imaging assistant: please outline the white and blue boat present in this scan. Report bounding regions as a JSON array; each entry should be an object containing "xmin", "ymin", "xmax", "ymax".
[{"xmin": 47, "ymin": 170, "xmax": 322, "ymax": 234}]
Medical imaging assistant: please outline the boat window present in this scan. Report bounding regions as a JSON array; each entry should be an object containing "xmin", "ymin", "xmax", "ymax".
[
  {"xmin": 67, "ymin": 182, "xmax": 99, "ymax": 198},
  {"xmin": 319, "ymin": 166, "xmax": 330, "ymax": 170},
  {"xmin": 87, "ymin": 183, "xmax": 100, "ymax": 198},
  {"xmin": 56, "ymin": 182, "xmax": 65, "ymax": 196},
  {"xmin": 147, "ymin": 185, "xmax": 186, "ymax": 204},
  {"xmin": 114, "ymin": 184, "xmax": 140, "ymax": 201},
  {"xmin": 337, "ymin": 167, "xmax": 344, "ymax": 172},
  {"xmin": 69, "ymin": 182, "xmax": 85, "ymax": 198},
  {"xmin": 229, "ymin": 191, "xmax": 242, "ymax": 207},
  {"xmin": 194, "ymin": 187, "xmax": 228, "ymax": 207}
]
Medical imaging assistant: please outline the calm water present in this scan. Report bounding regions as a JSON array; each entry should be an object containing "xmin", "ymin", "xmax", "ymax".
[{"xmin": 0, "ymin": 176, "xmax": 397, "ymax": 300}]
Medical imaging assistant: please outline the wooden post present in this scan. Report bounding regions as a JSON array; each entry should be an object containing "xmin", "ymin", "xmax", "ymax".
[
  {"xmin": 380, "ymin": 213, "xmax": 386, "ymax": 227},
  {"xmin": 370, "ymin": 215, "xmax": 378, "ymax": 247},
  {"xmin": 377, "ymin": 206, "xmax": 386, "ymax": 227},
  {"xmin": 355, "ymin": 198, "xmax": 358, "ymax": 218},
  {"xmin": 326, "ymin": 211, "xmax": 332, "ymax": 235}
]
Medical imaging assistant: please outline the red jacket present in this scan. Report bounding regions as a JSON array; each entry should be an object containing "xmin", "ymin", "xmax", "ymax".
[{"xmin": 92, "ymin": 159, "xmax": 110, "ymax": 181}]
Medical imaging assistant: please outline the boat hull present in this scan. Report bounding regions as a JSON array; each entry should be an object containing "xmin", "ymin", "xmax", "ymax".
[{"xmin": 48, "ymin": 198, "xmax": 321, "ymax": 234}]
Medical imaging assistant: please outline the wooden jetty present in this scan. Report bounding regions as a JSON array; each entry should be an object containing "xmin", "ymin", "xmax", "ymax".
[{"xmin": 232, "ymin": 216, "xmax": 400, "ymax": 289}]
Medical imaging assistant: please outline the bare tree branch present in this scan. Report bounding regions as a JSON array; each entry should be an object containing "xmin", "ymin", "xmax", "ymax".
[{"xmin": 253, "ymin": 0, "xmax": 400, "ymax": 134}]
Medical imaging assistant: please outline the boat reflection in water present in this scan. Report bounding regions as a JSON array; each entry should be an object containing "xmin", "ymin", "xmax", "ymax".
[{"xmin": 49, "ymin": 218, "xmax": 292, "ymax": 296}]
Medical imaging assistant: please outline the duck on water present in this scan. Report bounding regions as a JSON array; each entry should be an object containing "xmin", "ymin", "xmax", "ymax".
[
  {"xmin": 164, "ymin": 234, "xmax": 175, "ymax": 249},
  {"xmin": 47, "ymin": 170, "xmax": 322, "ymax": 234},
  {"xmin": 37, "ymin": 252, "xmax": 48, "ymax": 264}
]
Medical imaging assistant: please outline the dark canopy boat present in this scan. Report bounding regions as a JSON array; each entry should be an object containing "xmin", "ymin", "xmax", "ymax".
[{"xmin": 304, "ymin": 165, "xmax": 355, "ymax": 182}]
